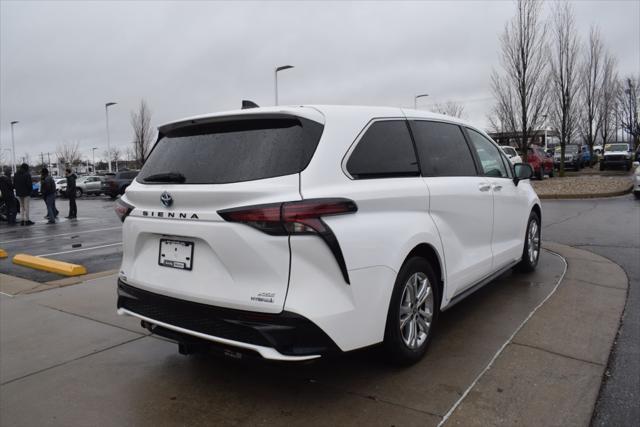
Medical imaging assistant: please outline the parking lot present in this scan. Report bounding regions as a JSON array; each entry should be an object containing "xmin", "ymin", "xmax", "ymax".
[
  {"xmin": 1, "ymin": 242, "xmax": 629, "ymax": 426},
  {"xmin": 1, "ymin": 195, "xmax": 635, "ymax": 425},
  {"xmin": 0, "ymin": 196, "xmax": 122, "ymax": 283},
  {"xmin": 2, "ymin": 250, "xmax": 575, "ymax": 426}
]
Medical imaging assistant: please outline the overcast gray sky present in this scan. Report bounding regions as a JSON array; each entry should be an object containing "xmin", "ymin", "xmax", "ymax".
[{"xmin": 1, "ymin": 0, "xmax": 638, "ymax": 166}]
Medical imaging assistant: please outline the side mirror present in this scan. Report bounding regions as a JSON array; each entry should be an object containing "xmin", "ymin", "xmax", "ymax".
[{"xmin": 513, "ymin": 163, "xmax": 533, "ymax": 186}]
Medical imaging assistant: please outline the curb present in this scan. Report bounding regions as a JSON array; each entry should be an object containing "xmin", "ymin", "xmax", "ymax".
[
  {"xmin": 12, "ymin": 253, "xmax": 87, "ymax": 276},
  {"xmin": 538, "ymin": 183, "xmax": 633, "ymax": 200},
  {"xmin": 444, "ymin": 242, "xmax": 628, "ymax": 426},
  {"xmin": 0, "ymin": 269, "xmax": 118, "ymax": 296}
]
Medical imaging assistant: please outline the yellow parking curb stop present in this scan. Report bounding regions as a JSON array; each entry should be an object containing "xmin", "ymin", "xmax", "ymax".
[
  {"xmin": 0, "ymin": 249, "xmax": 7, "ymax": 259},
  {"xmin": 12, "ymin": 254, "xmax": 87, "ymax": 276}
]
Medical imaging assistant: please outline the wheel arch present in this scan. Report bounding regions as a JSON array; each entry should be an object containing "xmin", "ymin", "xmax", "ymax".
[
  {"xmin": 531, "ymin": 203, "xmax": 542, "ymax": 224},
  {"xmin": 404, "ymin": 243, "xmax": 444, "ymax": 310}
]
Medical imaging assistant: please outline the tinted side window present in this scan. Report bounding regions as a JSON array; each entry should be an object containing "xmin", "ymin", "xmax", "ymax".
[
  {"xmin": 346, "ymin": 121, "xmax": 419, "ymax": 179},
  {"xmin": 409, "ymin": 121, "xmax": 477, "ymax": 176},
  {"xmin": 466, "ymin": 129, "xmax": 509, "ymax": 178}
]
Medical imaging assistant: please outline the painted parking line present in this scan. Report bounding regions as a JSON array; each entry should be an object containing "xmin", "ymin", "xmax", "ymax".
[
  {"xmin": 436, "ymin": 249, "xmax": 568, "ymax": 427},
  {"xmin": 36, "ymin": 242, "xmax": 122, "ymax": 258},
  {"xmin": 0, "ymin": 226, "xmax": 122, "ymax": 245}
]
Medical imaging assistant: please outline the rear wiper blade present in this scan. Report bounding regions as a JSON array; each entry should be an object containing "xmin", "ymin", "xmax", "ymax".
[{"xmin": 143, "ymin": 172, "xmax": 186, "ymax": 183}]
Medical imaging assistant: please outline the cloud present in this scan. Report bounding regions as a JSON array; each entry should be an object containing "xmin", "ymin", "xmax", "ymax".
[{"xmin": 1, "ymin": 0, "xmax": 638, "ymax": 164}]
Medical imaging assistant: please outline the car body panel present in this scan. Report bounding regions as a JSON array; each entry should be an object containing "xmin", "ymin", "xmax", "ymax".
[{"xmin": 117, "ymin": 105, "xmax": 541, "ymax": 359}]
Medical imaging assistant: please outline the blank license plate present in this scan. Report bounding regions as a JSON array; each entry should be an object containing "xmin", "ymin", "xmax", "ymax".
[{"xmin": 158, "ymin": 239, "xmax": 194, "ymax": 270}]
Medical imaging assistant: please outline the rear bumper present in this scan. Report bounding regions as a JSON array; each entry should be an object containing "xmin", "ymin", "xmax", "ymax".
[{"xmin": 116, "ymin": 280, "xmax": 339, "ymax": 361}]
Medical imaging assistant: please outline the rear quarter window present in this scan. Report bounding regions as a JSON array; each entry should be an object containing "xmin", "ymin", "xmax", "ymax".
[{"xmin": 346, "ymin": 120, "xmax": 419, "ymax": 179}]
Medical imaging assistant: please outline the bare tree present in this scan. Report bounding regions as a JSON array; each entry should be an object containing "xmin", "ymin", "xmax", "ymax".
[
  {"xmin": 619, "ymin": 76, "xmax": 639, "ymax": 148},
  {"xmin": 490, "ymin": 0, "xmax": 549, "ymax": 161},
  {"xmin": 598, "ymin": 53, "xmax": 619, "ymax": 147},
  {"xmin": 548, "ymin": 1, "xmax": 581, "ymax": 176},
  {"xmin": 56, "ymin": 141, "xmax": 82, "ymax": 166},
  {"xmin": 433, "ymin": 101, "xmax": 466, "ymax": 119},
  {"xmin": 130, "ymin": 99, "xmax": 154, "ymax": 168},
  {"xmin": 578, "ymin": 26, "xmax": 604, "ymax": 158}
]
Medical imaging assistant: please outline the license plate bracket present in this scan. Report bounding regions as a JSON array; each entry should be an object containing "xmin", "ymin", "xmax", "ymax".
[{"xmin": 158, "ymin": 239, "xmax": 194, "ymax": 270}]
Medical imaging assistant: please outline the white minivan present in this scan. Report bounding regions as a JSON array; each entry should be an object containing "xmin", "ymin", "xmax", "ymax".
[{"xmin": 115, "ymin": 105, "xmax": 541, "ymax": 364}]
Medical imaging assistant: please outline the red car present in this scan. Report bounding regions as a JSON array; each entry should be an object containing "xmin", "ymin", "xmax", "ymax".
[{"xmin": 527, "ymin": 146, "xmax": 554, "ymax": 179}]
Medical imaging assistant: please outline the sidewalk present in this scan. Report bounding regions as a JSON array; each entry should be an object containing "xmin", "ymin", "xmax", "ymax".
[{"xmin": 444, "ymin": 242, "xmax": 628, "ymax": 426}]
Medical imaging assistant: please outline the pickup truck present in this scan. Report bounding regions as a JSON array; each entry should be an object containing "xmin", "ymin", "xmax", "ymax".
[
  {"xmin": 600, "ymin": 143, "xmax": 633, "ymax": 171},
  {"xmin": 102, "ymin": 171, "xmax": 139, "ymax": 199}
]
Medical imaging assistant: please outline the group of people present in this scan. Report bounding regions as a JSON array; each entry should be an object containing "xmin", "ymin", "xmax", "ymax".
[{"xmin": 0, "ymin": 164, "xmax": 77, "ymax": 226}]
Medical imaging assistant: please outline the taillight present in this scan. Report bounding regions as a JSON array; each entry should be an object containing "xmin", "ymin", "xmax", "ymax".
[
  {"xmin": 114, "ymin": 199, "xmax": 134, "ymax": 223},
  {"xmin": 219, "ymin": 198, "xmax": 357, "ymax": 284}
]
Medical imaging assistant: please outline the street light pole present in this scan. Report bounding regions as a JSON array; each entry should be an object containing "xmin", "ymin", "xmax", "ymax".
[
  {"xmin": 542, "ymin": 114, "xmax": 548, "ymax": 151},
  {"xmin": 91, "ymin": 147, "xmax": 98, "ymax": 173},
  {"xmin": 105, "ymin": 102, "xmax": 117, "ymax": 172},
  {"xmin": 414, "ymin": 94, "xmax": 429, "ymax": 110},
  {"xmin": 10, "ymin": 121, "xmax": 19, "ymax": 174},
  {"xmin": 275, "ymin": 65, "xmax": 294, "ymax": 106}
]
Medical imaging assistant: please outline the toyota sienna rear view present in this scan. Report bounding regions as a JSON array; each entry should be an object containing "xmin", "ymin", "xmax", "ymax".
[{"xmin": 116, "ymin": 105, "xmax": 541, "ymax": 364}]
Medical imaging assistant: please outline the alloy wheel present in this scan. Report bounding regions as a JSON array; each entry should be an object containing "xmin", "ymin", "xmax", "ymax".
[
  {"xmin": 399, "ymin": 272, "xmax": 433, "ymax": 349},
  {"xmin": 528, "ymin": 219, "xmax": 540, "ymax": 264}
]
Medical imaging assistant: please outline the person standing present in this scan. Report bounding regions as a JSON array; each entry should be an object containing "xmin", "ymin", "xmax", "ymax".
[
  {"xmin": 13, "ymin": 163, "xmax": 34, "ymax": 226},
  {"xmin": 41, "ymin": 168, "xmax": 57, "ymax": 224},
  {"xmin": 65, "ymin": 168, "xmax": 77, "ymax": 219},
  {"xmin": 0, "ymin": 168, "xmax": 18, "ymax": 225}
]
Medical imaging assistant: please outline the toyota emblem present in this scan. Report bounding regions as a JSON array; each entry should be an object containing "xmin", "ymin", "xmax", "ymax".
[{"xmin": 160, "ymin": 191, "xmax": 173, "ymax": 207}]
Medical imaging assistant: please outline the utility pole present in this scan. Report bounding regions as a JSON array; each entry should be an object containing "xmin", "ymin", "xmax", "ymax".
[
  {"xmin": 105, "ymin": 102, "xmax": 117, "ymax": 172},
  {"xmin": 414, "ymin": 94, "xmax": 429, "ymax": 110},
  {"xmin": 10, "ymin": 121, "xmax": 19, "ymax": 174},
  {"xmin": 274, "ymin": 65, "xmax": 294, "ymax": 106}
]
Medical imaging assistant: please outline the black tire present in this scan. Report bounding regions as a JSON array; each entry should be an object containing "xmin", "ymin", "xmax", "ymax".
[
  {"xmin": 384, "ymin": 257, "xmax": 439, "ymax": 365},
  {"xmin": 549, "ymin": 167, "xmax": 554, "ymax": 178},
  {"xmin": 517, "ymin": 211, "xmax": 541, "ymax": 272},
  {"xmin": 75, "ymin": 188, "xmax": 82, "ymax": 198},
  {"xmin": 634, "ymin": 192, "xmax": 640, "ymax": 200},
  {"xmin": 600, "ymin": 162, "xmax": 605, "ymax": 171},
  {"xmin": 536, "ymin": 167, "xmax": 543, "ymax": 180}
]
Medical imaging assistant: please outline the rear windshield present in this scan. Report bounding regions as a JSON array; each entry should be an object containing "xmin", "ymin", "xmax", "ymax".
[{"xmin": 138, "ymin": 117, "xmax": 323, "ymax": 184}]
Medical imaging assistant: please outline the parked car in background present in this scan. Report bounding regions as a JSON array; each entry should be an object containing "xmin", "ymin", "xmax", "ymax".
[
  {"xmin": 56, "ymin": 178, "xmax": 68, "ymax": 197},
  {"xmin": 553, "ymin": 144, "xmax": 591, "ymax": 171},
  {"xmin": 31, "ymin": 176, "xmax": 41, "ymax": 197},
  {"xmin": 500, "ymin": 146, "xmax": 522, "ymax": 164},
  {"xmin": 115, "ymin": 105, "xmax": 542, "ymax": 365},
  {"xmin": 528, "ymin": 146, "xmax": 554, "ymax": 179},
  {"xmin": 76, "ymin": 176, "xmax": 105, "ymax": 197},
  {"xmin": 103, "ymin": 170, "xmax": 139, "ymax": 198},
  {"xmin": 553, "ymin": 145, "xmax": 581, "ymax": 170},
  {"xmin": 633, "ymin": 161, "xmax": 640, "ymax": 199},
  {"xmin": 600, "ymin": 143, "xmax": 633, "ymax": 171},
  {"xmin": 580, "ymin": 146, "xmax": 592, "ymax": 167}
]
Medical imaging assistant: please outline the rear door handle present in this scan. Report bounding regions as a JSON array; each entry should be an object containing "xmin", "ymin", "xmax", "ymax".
[{"xmin": 478, "ymin": 184, "xmax": 491, "ymax": 192}]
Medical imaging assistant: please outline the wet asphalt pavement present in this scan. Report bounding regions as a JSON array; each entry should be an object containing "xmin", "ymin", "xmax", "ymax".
[
  {"xmin": 541, "ymin": 193, "xmax": 640, "ymax": 426},
  {"xmin": 0, "ymin": 196, "xmax": 122, "ymax": 282}
]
